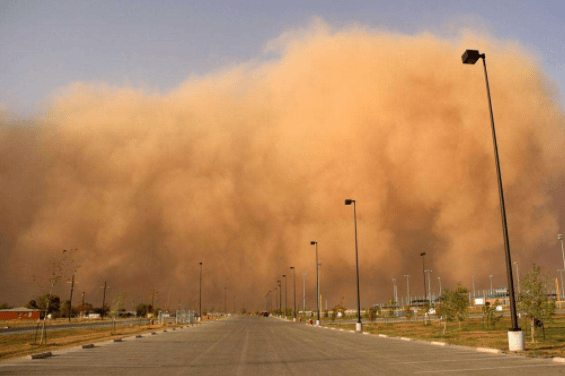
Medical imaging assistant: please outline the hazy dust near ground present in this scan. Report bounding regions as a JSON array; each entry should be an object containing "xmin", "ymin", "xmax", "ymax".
[{"xmin": 1, "ymin": 22, "xmax": 563, "ymax": 310}]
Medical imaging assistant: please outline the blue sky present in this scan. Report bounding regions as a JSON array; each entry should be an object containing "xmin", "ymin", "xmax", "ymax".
[{"xmin": 1, "ymin": 0, "xmax": 564, "ymax": 114}]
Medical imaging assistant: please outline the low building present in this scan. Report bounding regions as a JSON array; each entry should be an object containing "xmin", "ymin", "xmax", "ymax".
[{"xmin": 0, "ymin": 307, "xmax": 41, "ymax": 320}]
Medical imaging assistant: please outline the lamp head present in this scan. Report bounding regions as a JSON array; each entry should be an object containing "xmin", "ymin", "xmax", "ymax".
[
  {"xmin": 420, "ymin": 252, "xmax": 426, "ymax": 257},
  {"xmin": 199, "ymin": 262, "xmax": 202, "ymax": 265},
  {"xmin": 310, "ymin": 241, "xmax": 317, "ymax": 245},
  {"xmin": 558, "ymin": 234, "xmax": 563, "ymax": 240},
  {"xmin": 345, "ymin": 199, "xmax": 354, "ymax": 205},
  {"xmin": 462, "ymin": 49, "xmax": 483, "ymax": 64},
  {"xmin": 283, "ymin": 275, "xmax": 286, "ymax": 278},
  {"xmin": 290, "ymin": 266, "xmax": 295, "ymax": 270}
]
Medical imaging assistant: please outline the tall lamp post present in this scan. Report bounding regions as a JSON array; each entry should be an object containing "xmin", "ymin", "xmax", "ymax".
[
  {"xmin": 310, "ymin": 241, "xmax": 321, "ymax": 325},
  {"xmin": 513, "ymin": 262, "xmax": 521, "ymax": 297},
  {"xmin": 438, "ymin": 277, "xmax": 442, "ymax": 297},
  {"xmin": 290, "ymin": 267, "xmax": 297, "ymax": 321},
  {"xmin": 302, "ymin": 273, "xmax": 307, "ymax": 313},
  {"xmin": 277, "ymin": 280, "xmax": 282, "ymax": 316},
  {"xmin": 420, "ymin": 252, "xmax": 427, "ymax": 303},
  {"xmin": 424, "ymin": 269, "xmax": 433, "ymax": 305},
  {"xmin": 345, "ymin": 199, "xmax": 362, "ymax": 333},
  {"xmin": 199, "ymin": 262, "xmax": 203, "ymax": 319},
  {"xmin": 472, "ymin": 276, "xmax": 476, "ymax": 299},
  {"xmin": 462, "ymin": 49, "xmax": 522, "ymax": 351},
  {"xmin": 404, "ymin": 275, "xmax": 411, "ymax": 305},
  {"xmin": 489, "ymin": 274, "xmax": 494, "ymax": 295},
  {"xmin": 282, "ymin": 274, "xmax": 288, "ymax": 318},
  {"xmin": 558, "ymin": 234, "xmax": 565, "ymax": 300}
]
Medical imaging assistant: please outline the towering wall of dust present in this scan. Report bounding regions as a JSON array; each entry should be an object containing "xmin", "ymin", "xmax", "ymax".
[{"xmin": 1, "ymin": 24, "xmax": 564, "ymax": 310}]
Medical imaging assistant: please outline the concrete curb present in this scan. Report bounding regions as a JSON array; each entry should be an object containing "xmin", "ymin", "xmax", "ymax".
[
  {"xmin": 553, "ymin": 357, "xmax": 565, "ymax": 363},
  {"xmin": 30, "ymin": 352, "xmax": 52, "ymax": 360},
  {"xmin": 431, "ymin": 341, "xmax": 447, "ymax": 346},
  {"xmin": 477, "ymin": 347, "xmax": 502, "ymax": 354},
  {"xmin": 400, "ymin": 337, "xmax": 411, "ymax": 341},
  {"xmin": 135, "ymin": 335, "xmax": 143, "ymax": 338},
  {"xmin": 81, "ymin": 344, "xmax": 95, "ymax": 349}
]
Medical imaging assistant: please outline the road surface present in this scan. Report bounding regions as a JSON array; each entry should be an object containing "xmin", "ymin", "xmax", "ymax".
[{"xmin": 1, "ymin": 316, "xmax": 564, "ymax": 375}]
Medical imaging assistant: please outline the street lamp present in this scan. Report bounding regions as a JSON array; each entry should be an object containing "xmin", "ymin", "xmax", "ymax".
[
  {"xmin": 489, "ymin": 274, "xmax": 494, "ymax": 295},
  {"xmin": 290, "ymin": 267, "xmax": 296, "ymax": 321},
  {"xmin": 404, "ymin": 275, "xmax": 411, "ymax": 305},
  {"xmin": 558, "ymin": 234, "xmax": 565, "ymax": 298},
  {"xmin": 424, "ymin": 269, "xmax": 433, "ymax": 305},
  {"xmin": 513, "ymin": 262, "xmax": 521, "ymax": 297},
  {"xmin": 472, "ymin": 276, "xmax": 476, "ymax": 299},
  {"xmin": 462, "ymin": 49, "xmax": 522, "ymax": 351},
  {"xmin": 302, "ymin": 273, "xmax": 307, "ymax": 313},
  {"xmin": 277, "ymin": 280, "xmax": 282, "ymax": 316},
  {"xmin": 345, "ymin": 199, "xmax": 362, "ymax": 333},
  {"xmin": 420, "ymin": 252, "xmax": 427, "ymax": 303},
  {"xmin": 438, "ymin": 277, "xmax": 442, "ymax": 297},
  {"xmin": 224, "ymin": 287, "xmax": 227, "ymax": 314},
  {"xmin": 282, "ymin": 274, "xmax": 287, "ymax": 318},
  {"xmin": 199, "ymin": 262, "xmax": 203, "ymax": 319},
  {"xmin": 310, "ymin": 241, "xmax": 321, "ymax": 325},
  {"xmin": 392, "ymin": 278, "xmax": 397, "ymax": 316}
]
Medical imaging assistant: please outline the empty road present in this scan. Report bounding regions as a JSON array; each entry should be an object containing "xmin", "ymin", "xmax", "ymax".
[{"xmin": 1, "ymin": 316, "xmax": 564, "ymax": 375}]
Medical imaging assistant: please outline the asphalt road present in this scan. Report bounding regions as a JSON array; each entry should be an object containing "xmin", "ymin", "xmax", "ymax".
[{"xmin": 2, "ymin": 316, "xmax": 565, "ymax": 375}]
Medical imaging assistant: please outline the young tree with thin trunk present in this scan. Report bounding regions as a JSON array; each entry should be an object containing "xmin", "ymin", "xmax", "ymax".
[{"xmin": 518, "ymin": 264, "xmax": 556, "ymax": 343}]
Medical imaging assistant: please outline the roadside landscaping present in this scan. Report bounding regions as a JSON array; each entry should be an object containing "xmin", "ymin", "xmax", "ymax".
[{"xmin": 325, "ymin": 315, "xmax": 565, "ymax": 358}]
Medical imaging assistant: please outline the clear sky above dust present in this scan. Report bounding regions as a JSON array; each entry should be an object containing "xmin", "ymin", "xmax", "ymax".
[{"xmin": 0, "ymin": 1, "xmax": 564, "ymax": 312}]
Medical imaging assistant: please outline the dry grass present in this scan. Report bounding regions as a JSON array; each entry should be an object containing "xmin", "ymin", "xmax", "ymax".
[
  {"xmin": 327, "ymin": 315, "xmax": 565, "ymax": 358},
  {"xmin": 0, "ymin": 319, "xmax": 212, "ymax": 361}
]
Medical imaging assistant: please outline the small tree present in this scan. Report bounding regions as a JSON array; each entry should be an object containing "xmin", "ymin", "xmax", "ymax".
[
  {"xmin": 440, "ymin": 283, "xmax": 470, "ymax": 329},
  {"xmin": 482, "ymin": 300, "xmax": 502, "ymax": 329},
  {"xmin": 368, "ymin": 307, "xmax": 376, "ymax": 322},
  {"xmin": 404, "ymin": 305, "xmax": 413, "ymax": 320},
  {"xmin": 136, "ymin": 303, "xmax": 152, "ymax": 318},
  {"xmin": 519, "ymin": 264, "xmax": 556, "ymax": 343}
]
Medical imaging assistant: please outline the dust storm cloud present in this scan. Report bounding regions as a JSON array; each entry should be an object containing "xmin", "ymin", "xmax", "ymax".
[{"xmin": 1, "ymin": 23, "xmax": 564, "ymax": 311}]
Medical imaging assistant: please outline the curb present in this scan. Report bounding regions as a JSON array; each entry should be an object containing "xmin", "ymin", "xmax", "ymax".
[
  {"xmin": 30, "ymin": 352, "xmax": 52, "ymax": 360},
  {"xmin": 431, "ymin": 341, "xmax": 447, "ymax": 346},
  {"xmin": 113, "ymin": 338, "xmax": 123, "ymax": 343},
  {"xmin": 135, "ymin": 335, "xmax": 143, "ymax": 338},
  {"xmin": 553, "ymin": 357, "xmax": 565, "ymax": 363},
  {"xmin": 477, "ymin": 347, "xmax": 502, "ymax": 354},
  {"xmin": 400, "ymin": 337, "xmax": 412, "ymax": 341},
  {"xmin": 81, "ymin": 344, "xmax": 95, "ymax": 349}
]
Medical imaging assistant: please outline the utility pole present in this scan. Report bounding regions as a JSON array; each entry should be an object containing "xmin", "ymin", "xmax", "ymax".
[
  {"xmin": 224, "ymin": 287, "xmax": 227, "ymax": 314},
  {"xmin": 101, "ymin": 281, "xmax": 107, "ymax": 320},
  {"xmin": 151, "ymin": 290, "xmax": 158, "ymax": 313},
  {"xmin": 67, "ymin": 274, "xmax": 77, "ymax": 322},
  {"xmin": 404, "ymin": 275, "xmax": 410, "ymax": 305},
  {"xmin": 420, "ymin": 252, "xmax": 427, "ymax": 303}
]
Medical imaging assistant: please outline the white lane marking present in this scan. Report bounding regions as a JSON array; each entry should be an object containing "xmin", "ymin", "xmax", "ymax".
[
  {"xmin": 235, "ymin": 327, "xmax": 250, "ymax": 376},
  {"xmin": 414, "ymin": 363, "xmax": 563, "ymax": 373},
  {"xmin": 395, "ymin": 356, "xmax": 529, "ymax": 364}
]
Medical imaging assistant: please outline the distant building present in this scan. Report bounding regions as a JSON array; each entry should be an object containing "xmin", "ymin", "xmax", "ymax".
[{"xmin": 0, "ymin": 307, "xmax": 41, "ymax": 320}]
